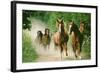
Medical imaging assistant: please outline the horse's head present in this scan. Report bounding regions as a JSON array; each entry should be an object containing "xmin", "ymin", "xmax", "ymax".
[
  {"xmin": 69, "ymin": 21, "xmax": 75, "ymax": 35},
  {"xmin": 45, "ymin": 28, "xmax": 50, "ymax": 35},
  {"xmin": 79, "ymin": 22, "xmax": 84, "ymax": 33},
  {"xmin": 37, "ymin": 30, "xmax": 43, "ymax": 38},
  {"xmin": 56, "ymin": 19, "xmax": 64, "ymax": 32}
]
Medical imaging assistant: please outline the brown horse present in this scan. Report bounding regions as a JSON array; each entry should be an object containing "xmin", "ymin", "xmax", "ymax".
[
  {"xmin": 69, "ymin": 21, "xmax": 84, "ymax": 59},
  {"xmin": 53, "ymin": 19, "xmax": 69, "ymax": 60},
  {"xmin": 36, "ymin": 30, "xmax": 43, "ymax": 46},
  {"xmin": 42, "ymin": 28, "xmax": 51, "ymax": 50}
]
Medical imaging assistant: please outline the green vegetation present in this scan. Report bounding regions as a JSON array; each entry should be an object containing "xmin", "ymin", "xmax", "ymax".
[
  {"xmin": 23, "ymin": 10, "xmax": 91, "ymax": 34},
  {"xmin": 22, "ymin": 30, "xmax": 38, "ymax": 63},
  {"xmin": 82, "ymin": 36, "xmax": 91, "ymax": 59}
]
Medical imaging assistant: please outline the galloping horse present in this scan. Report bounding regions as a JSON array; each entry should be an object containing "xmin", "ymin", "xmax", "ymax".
[
  {"xmin": 53, "ymin": 19, "xmax": 69, "ymax": 60},
  {"xmin": 42, "ymin": 28, "xmax": 51, "ymax": 50},
  {"xmin": 69, "ymin": 21, "xmax": 84, "ymax": 59},
  {"xmin": 36, "ymin": 30, "xmax": 43, "ymax": 45}
]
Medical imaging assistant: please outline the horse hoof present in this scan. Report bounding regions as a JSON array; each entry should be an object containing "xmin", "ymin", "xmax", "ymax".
[
  {"xmin": 78, "ymin": 56, "xmax": 82, "ymax": 59},
  {"xmin": 75, "ymin": 54, "xmax": 77, "ymax": 58},
  {"xmin": 66, "ymin": 53, "xmax": 68, "ymax": 56}
]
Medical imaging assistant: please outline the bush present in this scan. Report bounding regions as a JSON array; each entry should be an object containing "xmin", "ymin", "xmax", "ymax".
[{"xmin": 22, "ymin": 30, "xmax": 38, "ymax": 63}]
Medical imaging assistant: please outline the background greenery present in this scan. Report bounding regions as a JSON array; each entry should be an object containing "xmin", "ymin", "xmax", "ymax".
[
  {"xmin": 23, "ymin": 10, "xmax": 91, "ymax": 34},
  {"xmin": 22, "ymin": 30, "xmax": 38, "ymax": 62}
]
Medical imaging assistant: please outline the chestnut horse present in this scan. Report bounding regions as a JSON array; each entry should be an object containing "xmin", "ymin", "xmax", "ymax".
[
  {"xmin": 69, "ymin": 21, "xmax": 84, "ymax": 59},
  {"xmin": 53, "ymin": 19, "xmax": 69, "ymax": 60}
]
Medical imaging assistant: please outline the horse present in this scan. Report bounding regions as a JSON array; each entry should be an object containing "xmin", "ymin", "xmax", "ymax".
[
  {"xmin": 36, "ymin": 30, "xmax": 43, "ymax": 46},
  {"xmin": 69, "ymin": 21, "xmax": 84, "ymax": 59},
  {"xmin": 53, "ymin": 19, "xmax": 69, "ymax": 60},
  {"xmin": 42, "ymin": 28, "xmax": 51, "ymax": 50}
]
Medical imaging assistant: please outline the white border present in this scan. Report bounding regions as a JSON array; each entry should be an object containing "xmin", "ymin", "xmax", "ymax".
[{"xmin": 16, "ymin": 3, "xmax": 96, "ymax": 70}]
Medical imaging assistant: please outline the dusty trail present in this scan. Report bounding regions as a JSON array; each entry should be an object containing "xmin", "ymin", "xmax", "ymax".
[{"xmin": 29, "ymin": 19, "xmax": 84, "ymax": 62}]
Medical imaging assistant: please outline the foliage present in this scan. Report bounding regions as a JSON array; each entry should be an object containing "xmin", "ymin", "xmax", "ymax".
[
  {"xmin": 82, "ymin": 36, "xmax": 91, "ymax": 59},
  {"xmin": 22, "ymin": 30, "xmax": 38, "ymax": 62},
  {"xmin": 23, "ymin": 10, "xmax": 91, "ymax": 36},
  {"xmin": 22, "ymin": 11, "xmax": 31, "ymax": 30}
]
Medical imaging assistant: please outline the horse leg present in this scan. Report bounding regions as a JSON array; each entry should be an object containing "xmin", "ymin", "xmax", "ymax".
[
  {"xmin": 76, "ymin": 43, "xmax": 81, "ymax": 59},
  {"xmin": 43, "ymin": 44, "xmax": 47, "ymax": 50},
  {"xmin": 75, "ymin": 42, "xmax": 82, "ymax": 59},
  {"xmin": 72, "ymin": 43, "xmax": 77, "ymax": 58},
  {"xmin": 63, "ymin": 43, "xmax": 68, "ymax": 56},
  {"xmin": 60, "ymin": 45, "xmax": 63, "ymax": 60},
  {"xmin": 54, "ymin": 43, "xmax": 58, "ymax": 50},
  {"xmin": 75, "ymin": 42, "xmax": 81, "ymax": 58},
  {"xmin": 47, "ymin": 44, "xmax": 50, "ymax": 50}
]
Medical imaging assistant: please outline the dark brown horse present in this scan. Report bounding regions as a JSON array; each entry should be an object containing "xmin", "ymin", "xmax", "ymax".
[
  {"xmin": 42, "ymin": 28, "xmax": 51, "ymax": 50},
  {"xmin": 53, "ymin": 19, "xmax": 69, "ymax": 60},
  {"xmin": 36, "ymin": 30, "xmax": 43, "ymax": 45},
  {"xmin": 69, "ymin": 21, "xmax": 84, "ymax": 59}
]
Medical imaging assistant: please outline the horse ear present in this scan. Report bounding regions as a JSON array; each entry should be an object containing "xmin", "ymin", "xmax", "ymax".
[
  {"xmin": 57, "ymin": 19, "xmax": 60, "ymax": 23},
  {"xmin": 56, "ymin": 19, "xmax": 59, "ymax": 28},
  {"xmin": 61, "ymin": 19, "xmax": 63, "ymax": 24}
]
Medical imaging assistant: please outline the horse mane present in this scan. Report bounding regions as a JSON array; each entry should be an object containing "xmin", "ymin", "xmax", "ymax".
[
  {"xmin": 71, "ymin": 23, "xmax": 80, "ymax": 37},
  {"xmin": 61, "ymin": 22, "xmax": 65, "ymax": 33}
]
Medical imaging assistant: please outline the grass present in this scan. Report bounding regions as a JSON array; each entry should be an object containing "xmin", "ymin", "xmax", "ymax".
[
  {"xmin": 22, "ymin": 30, "xmax": 38, "ymax": 63},
  {"xmin": 82, "ymin": 39, "xmax": 91, "ymax": 59}
]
